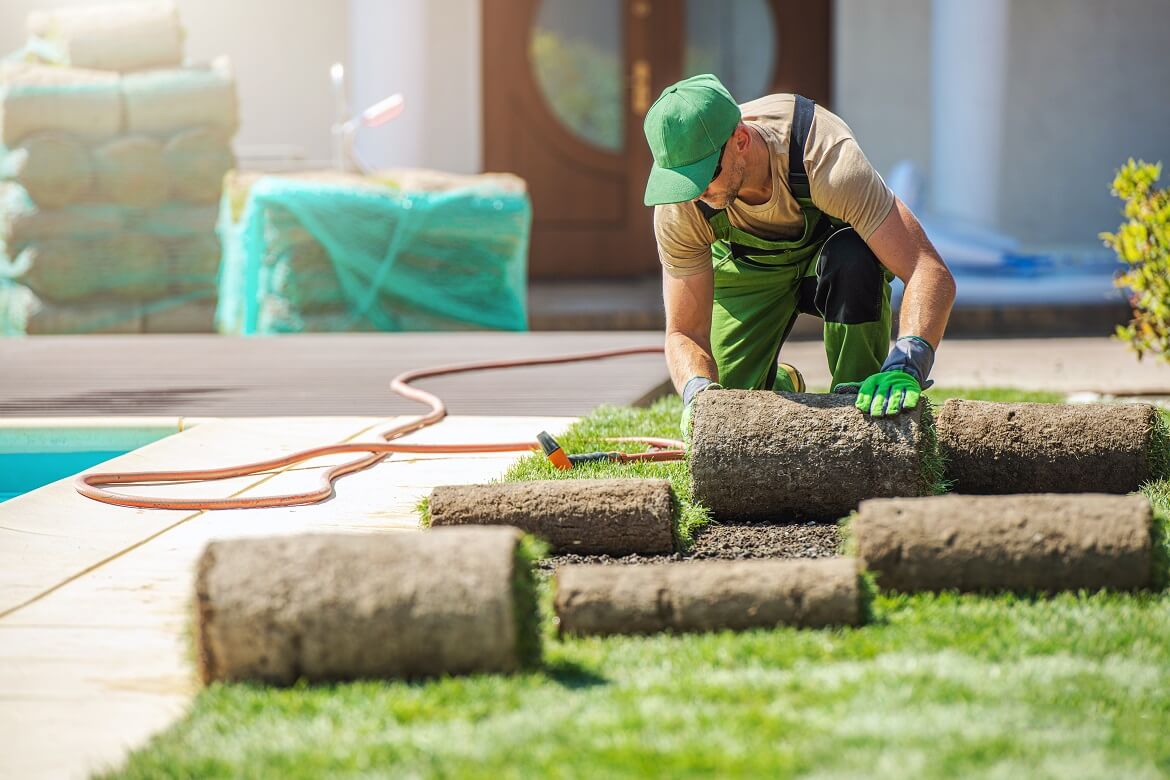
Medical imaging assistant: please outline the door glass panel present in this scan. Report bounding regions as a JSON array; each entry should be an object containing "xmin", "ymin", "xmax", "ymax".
[
  {"xmin": 684, "ymin": 0, "xmax": 777, "ymax": 102},
  {"xmin": 529, "ymin": 0, "xmax": 623, "ymax": 152}
]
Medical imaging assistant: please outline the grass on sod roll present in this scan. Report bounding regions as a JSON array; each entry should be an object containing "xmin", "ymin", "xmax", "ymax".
[
  {"xmin": 418, "ymin": 396, "xmax": 700, "ymax": 545},
  {"xmin": 513, "ymin": 534, "xmax": 548, "ymax": 669},
  {"xmin": 104, "ymin": 390, "xmax": 1170, "ymax": 780}
]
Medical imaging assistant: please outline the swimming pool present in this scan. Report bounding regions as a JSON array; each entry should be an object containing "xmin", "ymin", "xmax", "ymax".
[{"xmin": 0, "ymin": 422, "xmax": 179, "ymax": 502}]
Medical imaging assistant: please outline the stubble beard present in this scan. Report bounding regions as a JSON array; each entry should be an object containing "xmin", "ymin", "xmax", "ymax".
[{"xmin": 705, "ymin": 155, "xmax": 747, "ymax": 210}]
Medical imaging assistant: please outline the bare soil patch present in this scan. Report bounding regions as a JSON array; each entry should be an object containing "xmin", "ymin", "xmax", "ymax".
[{"xmin": 539, "ymin": 520, "xmax": 841, "ymax": 572}]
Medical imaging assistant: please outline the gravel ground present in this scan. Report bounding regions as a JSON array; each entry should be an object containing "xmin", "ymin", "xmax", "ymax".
[{"xmin": 539, "ymin": 520, "xmax": 842, "ymax": 572}]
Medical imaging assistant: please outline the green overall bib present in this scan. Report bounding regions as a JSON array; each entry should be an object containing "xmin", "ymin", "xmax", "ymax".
[{"xmin": 702, "ymin": 95, "xmax": 894, "ymax": 391}]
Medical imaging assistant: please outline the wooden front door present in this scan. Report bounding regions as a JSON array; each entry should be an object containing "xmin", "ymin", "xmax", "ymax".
[{"xmin": 483, "ymin": 0, "xmax": 832, "ymax": 279}]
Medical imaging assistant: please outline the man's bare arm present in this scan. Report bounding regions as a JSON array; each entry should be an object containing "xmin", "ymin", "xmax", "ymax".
[
  {"xmin": 864, "ymin": 196, "xmax": 956, "ymax": 348},
  {"xmin": 662, "ymin": 267, "xmax": 718, "ymax": 393}
]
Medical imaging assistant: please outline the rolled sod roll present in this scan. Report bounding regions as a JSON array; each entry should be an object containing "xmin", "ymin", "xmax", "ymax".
[
  {"xmin": 853, "ymin": 493, "xmax": 1154, "ymax": 593},
  {"xmin": 555, "ymin": 557, "xmax": 863, "ymax": 636},
  {"xmin": 429, "ymin": 478, "xmax": 676, "ymax": 555},
  {"xmin": 273, "ymin": 243, "xmax": 346, "ymax": 314},
  {"xmin": 27, "ymin": 298, "xmax": 143, "ymax": 335},
  {"xmin": 163, "ymin": 234, "xmax": 221, "ymax": 293},
  {"xmin": 0, "ymin": 183, "xmax": 126, "ymax": 245},
  {"xmin": 20, "ymin": 234, "xmax": 168, "ymax": 302},
  {"xmin": 122, "ymin": 58, "xmax": 239, "ymax": 137},
  {"xmin": 377, "ymin": 168, "xmax": 527, "ymax": 195},
  {"xmin": 690, "ymin": 390, "xmax": 935, "ymax": 521},
  {"xmin": 195, "ymin": 527, "xmax": 539, "ymax": 684},
  {"xmin": 28, "ymin": 1, "xmax": 184, "ymax": 73},
  {"xmin": 142, "ymin": 299, "xmax": 216, "ymax": 333},
  {"xmin": 1, "ymin": 132, "xmax": 94, "ymax": 208},
  {"xmin": 163, "ymin": 128, "xmax": 235, "ymax": 203},
  {"xmin": 131, "ymin": 203, "xmax": 219, "ymax": 237},
  {"xmin": 0, "ymin": 62, "xmax": 122, "ymax": 146},
  {"xmin": 936, "ymin": 399, "xmax": 1166, "ymax": 494},
  {"xmin": 93, "ymin": 136, "xmax": 169, "ymax": 207}
]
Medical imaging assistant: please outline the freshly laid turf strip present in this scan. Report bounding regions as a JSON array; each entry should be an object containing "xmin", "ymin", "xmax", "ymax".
[
  {"xmin": 853, "ymin": 493, "xmax": 1154, "ymax": 593},
  {"xmin": 555, "ymin": 557, "xmax": 863, "ymax": 636},
  {"xmin": 936, "ymin": 400, "xmax": 1164, "ymax": 494},
  {"xmin": 428, "ymin": 478, "xmax": 675, "ymax": 554},
  {"xmin": 689, "ymin": 390, "xmax": 936, "ymax": 521},
  {"xmin": 195, "ymin": 527, "xmax": 538, "ymax": 684}
]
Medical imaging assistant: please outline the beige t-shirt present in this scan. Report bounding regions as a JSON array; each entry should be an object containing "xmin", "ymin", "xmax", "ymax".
[{"xmin": 654, "ymin": 93, "xmax": 894, "ymax": 278}]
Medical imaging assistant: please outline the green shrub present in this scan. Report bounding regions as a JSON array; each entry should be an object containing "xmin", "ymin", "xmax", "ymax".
[{"xmin": 1101, "ymin": 159, "xmax": 1170, "ymax": 361}]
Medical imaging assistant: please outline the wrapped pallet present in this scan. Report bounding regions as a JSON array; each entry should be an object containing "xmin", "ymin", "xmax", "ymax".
[
  {"xmin": 0, "ymin": 62, "xmax": 121, "ymax": 146},
  {"xmin": 0, "ymin": 2, "xmax": 236, "ymax": 335},
  {"xmin": 27, "ymin": 1, "xmax": 184, "ymax": 74},
  {"xmin": 216, "ymin": 171, "xmax": 530, "ymax": 334},
  {"xmin": 122, "ymin": 58, "xmax": 239, "ymax": 137}
]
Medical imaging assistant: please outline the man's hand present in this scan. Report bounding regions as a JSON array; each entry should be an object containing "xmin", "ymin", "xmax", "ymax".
[
  {"xmin": 855, "ymin": 370, "xmax": 921, "ymax": 417},
  {"xmin": 680, "ymin": 376, "xmax": 722, "ymax": 437},
  {"xmin": 856, "ymin": 335, "xmax": 936, "ymax": 418}
]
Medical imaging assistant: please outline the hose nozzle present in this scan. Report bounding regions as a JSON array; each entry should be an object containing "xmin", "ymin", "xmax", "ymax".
[{"xmin": 537, "ymin": 431, "xmax": 573, "ymax": 470}]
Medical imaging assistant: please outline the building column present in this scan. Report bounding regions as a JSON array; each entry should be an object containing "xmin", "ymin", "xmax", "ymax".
[{"xmin": 347, "ymin": 0, "xmax": 428, "ymax": 170}]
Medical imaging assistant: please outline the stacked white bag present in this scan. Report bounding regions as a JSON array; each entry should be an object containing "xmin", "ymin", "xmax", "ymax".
[{"xmin": 0, "ymin": 0, "xmax": 238, "ymax": 335}]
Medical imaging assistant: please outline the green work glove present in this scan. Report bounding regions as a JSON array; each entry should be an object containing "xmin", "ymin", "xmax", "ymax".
[
  {"xmin": 855, "ymin": 335, "xmax": 936, "ymax": 417},
  {"xmin": 855, "ymin": 369, "xmax": 922, "ymax": 417},
  {"xmin": 680, "ymin": 376, "xmax": 722, "ymax": 438}
]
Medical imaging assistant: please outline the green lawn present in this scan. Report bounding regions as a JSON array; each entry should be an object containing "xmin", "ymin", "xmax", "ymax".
[{"xmin": 105, "ymin": 389, "xmax": 1170, "ymax": 780}]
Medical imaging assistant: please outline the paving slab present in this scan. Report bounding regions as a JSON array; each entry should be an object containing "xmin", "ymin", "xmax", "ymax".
[
  {"xmin": 0, "ymin": 417, "xmax": 381, "ymax": 616},
  {"xmin": 0, "ymin": 414, "xmax": 572, "ymax": 780}
]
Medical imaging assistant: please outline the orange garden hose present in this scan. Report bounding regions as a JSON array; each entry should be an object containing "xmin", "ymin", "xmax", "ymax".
[{"xmin": 75, "ymin": 345, "xmax": 685, "ymax": 511}]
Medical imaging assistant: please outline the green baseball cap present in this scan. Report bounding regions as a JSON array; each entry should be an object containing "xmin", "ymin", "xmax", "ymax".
[{"xmin": 643, "ymin": 73, "xmax": 741, "ymax": 206}]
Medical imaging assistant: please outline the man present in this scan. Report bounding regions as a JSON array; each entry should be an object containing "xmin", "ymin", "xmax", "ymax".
[{"xmin": 643, "ymin": 74, "xmax": 955, "ymax": 431}]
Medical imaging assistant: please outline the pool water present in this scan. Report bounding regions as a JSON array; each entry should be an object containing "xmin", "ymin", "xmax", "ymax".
[
  {"xmin": 0, "ymin": 423, "xmax": 176, "ymax": 503},
  {"xmin": 0, "ymin": 451, "xmax": 129, "ymax": 502}
]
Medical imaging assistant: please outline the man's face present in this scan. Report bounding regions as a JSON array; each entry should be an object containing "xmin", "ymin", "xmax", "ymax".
[{"xmin": 697, "ymin": 138, "xmax": 745, "ymax": 209}]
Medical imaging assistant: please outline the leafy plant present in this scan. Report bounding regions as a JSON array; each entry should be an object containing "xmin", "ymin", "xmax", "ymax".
[{"xmin": 1101, "ymin": 159, "xmax": 1170, "ymax": 361}]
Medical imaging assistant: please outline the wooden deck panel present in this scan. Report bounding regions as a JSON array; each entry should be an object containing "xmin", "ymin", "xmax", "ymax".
[{"xmin": 0, "ymin": 332, "xmax": 673, "ymax": 417}]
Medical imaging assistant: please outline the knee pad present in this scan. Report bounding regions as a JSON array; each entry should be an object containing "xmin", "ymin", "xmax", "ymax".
[{"xmin": 814, "ymin": 228, "xmax": 886, "ymax": 324}]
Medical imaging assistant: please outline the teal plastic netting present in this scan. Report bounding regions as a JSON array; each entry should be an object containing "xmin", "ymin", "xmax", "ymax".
[{"xmin": 216, "ymin": 176, "xmax": 530, "ymax": 334}]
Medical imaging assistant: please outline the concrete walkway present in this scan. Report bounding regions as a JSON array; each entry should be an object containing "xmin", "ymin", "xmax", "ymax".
[{"xmin": 0, "ymin": 414, "xmax": 573, "ymax": 780}]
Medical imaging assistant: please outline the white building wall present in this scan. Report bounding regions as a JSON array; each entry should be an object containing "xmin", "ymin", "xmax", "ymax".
[
  {"xmin": 1000, "ymin": 0, "xmax": 1170, "ymax": 245},
  {"xmin": 832, "ymin": 0, "xmax": 932, "ymax": 185},
  {"xmin": 833, "ymin": 0, "xmax": 1170, "ymax": 246},
  {"xmin": 423, "ymin": 0, "xmax": 482, "ymax": 174},
  {"xmin": 347, "ymin": 0, "xmax": 482, "ymax": 173},
  {"xmin": 348, "ymin": 0, "xmax": 428, "ymax": 170}
]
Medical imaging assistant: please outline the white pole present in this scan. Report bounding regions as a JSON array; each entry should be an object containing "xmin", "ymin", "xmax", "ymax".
[{"xmin": 930, "ymin": 0, "xmax": 1009, "ymax": 230}]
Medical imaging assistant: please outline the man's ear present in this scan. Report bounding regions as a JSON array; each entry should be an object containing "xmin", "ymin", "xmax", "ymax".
[{"xmin": 732, "ymin": 123, "xmax": 750, "ymax": 153}]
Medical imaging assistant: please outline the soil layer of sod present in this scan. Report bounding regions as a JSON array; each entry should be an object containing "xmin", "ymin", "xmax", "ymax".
[{"xmin": 539, "ymin": 521, "xmax": 841, "ymax": 572}]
